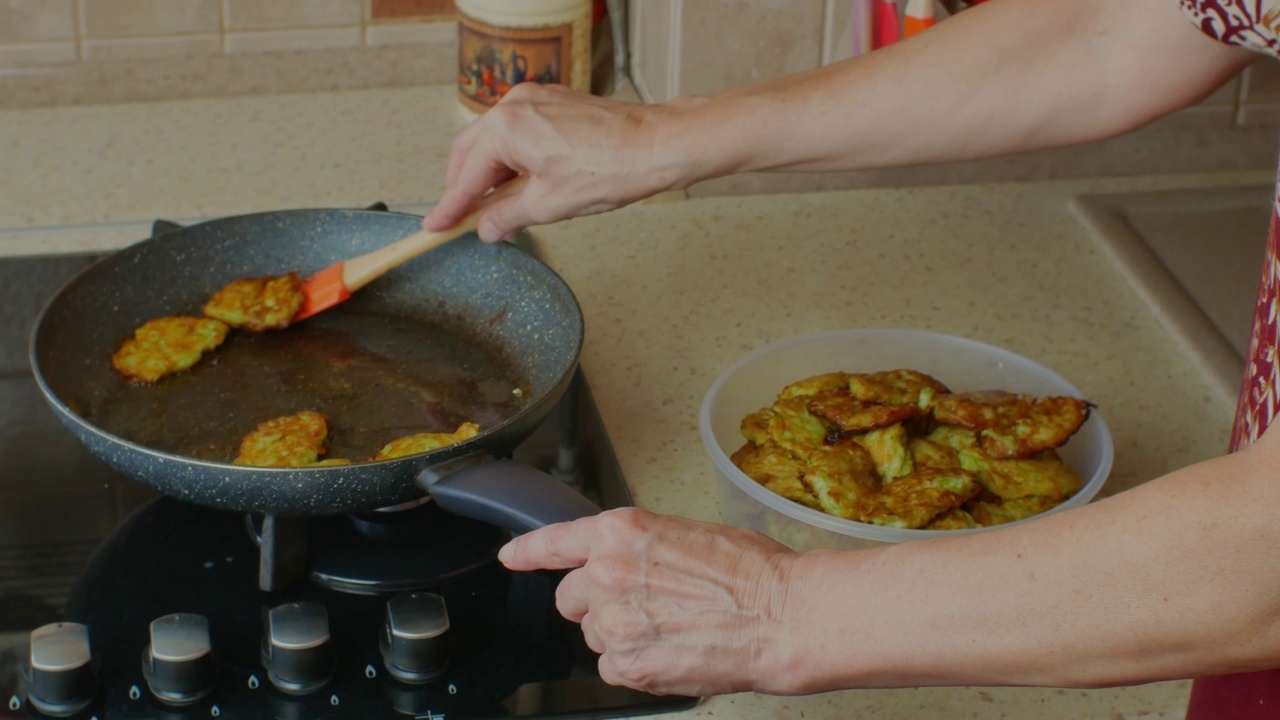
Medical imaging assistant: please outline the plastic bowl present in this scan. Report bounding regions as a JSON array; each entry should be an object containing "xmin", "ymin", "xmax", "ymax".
[{"xmin": 698, "ymin": 329, "xmax": 1113, "ymax": 551}]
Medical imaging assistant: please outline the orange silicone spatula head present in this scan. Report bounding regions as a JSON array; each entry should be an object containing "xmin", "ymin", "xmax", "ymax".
[
  {"xmin": 290, "ymin": 177, "xmax": 529, "ymax": 323},
  {"xmin": 293, "ymin": 263, "xmax": 351, "ymax": 322}
]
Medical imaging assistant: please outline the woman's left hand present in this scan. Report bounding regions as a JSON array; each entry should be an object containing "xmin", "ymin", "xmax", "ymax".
[{"xmin": 498, "ymin": 507, "xmax": 800, "ymax": 696}]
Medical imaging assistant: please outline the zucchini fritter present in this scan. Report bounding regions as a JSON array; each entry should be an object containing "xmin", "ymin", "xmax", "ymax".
[
  {"xmin": 373, "ymin": 422, "xmax": 481, "ymax": 461},
  {"xmin": 766, "ymin": 397, "xmax": 829, "ymax": 457},
  {"xmin": 846, "ymin": 369, "xmax": 950, "ymax": 409},
  {"xmin": 111, "ymin": 316, "xmax": 229, "ymax": 383},
  {"xmin": 808, "ymin": 390, "xmax": 923, "ymax": 433},
  {"xmin": 932, "ymin": 391, "xmax": 1091, "ymax": 459},
  {"xmin": 731, "ymin": 441, "xmax": 818, "ymax": 509},
  {"xmin": 203, "ymin": 273, "xmax": 305, "ymax": 331},
  {"xmin": 234, "ymin": 410, "xmax": 331, "ymax": 467},
  {"xmin": 778, "ymin": 372, "xmax": 850, "ymax": 400},
  {"xmin": 958, "ymin": 449, "xmax": 1083, "ymax": 501},
  {"xmin": 854, "ymin": 424, "xmax": 914, "ymax": 481},
  {"xmin": 868, "ymin": 470, "xmax": 979, "ymax": 528},
  {"xmin": 967, "ymin": 496, "xmax": 1061, "ymax": 526},
  {"xmin": 803, "ymin": 441, "xmax": 881, "ymax": 520},
  {"xmin": 926, "ymin": 508, "xmax": 981, "ymax": 530}
]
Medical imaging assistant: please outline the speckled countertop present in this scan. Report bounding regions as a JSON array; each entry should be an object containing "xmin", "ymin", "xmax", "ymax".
[{"xmin": 2, "ymin": 84, "xmax": 1274, "ymax": 719}]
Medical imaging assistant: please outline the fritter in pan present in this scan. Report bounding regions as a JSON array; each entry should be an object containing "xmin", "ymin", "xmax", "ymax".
[
  {"xmin": 373, "ymin": 422, "xmax": 482, "ymax": 461},
  {"xmin": 234, "ymin": 410, "xmax": 332, "ymax": 467},
  {"xmin": 203, "ymin": 273, "xmax": 305, "ymax": 331},
  {"xmin": 111, "ymin": 316, "xmax": 229, "ymax": 383}
]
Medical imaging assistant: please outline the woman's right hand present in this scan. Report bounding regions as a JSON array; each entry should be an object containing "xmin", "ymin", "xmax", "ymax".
[{"xmin": 424, "ymin": 82, "xmax": 696, "ymax": 242}]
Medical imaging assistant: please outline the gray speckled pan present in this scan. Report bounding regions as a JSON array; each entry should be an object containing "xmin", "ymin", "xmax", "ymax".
[{"xmin": 30, "ymin": 209, "xmax": 586, "ymax": 521}]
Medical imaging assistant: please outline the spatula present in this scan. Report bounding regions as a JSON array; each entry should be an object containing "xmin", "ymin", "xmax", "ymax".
[{"xmin": 293, "ymin": 177, "xmax": 528, "ymax": 322}]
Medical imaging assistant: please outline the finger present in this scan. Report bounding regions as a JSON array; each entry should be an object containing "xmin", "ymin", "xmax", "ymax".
[
  {"xmin": 477, "ymin": 182, "xmax": 562, "ymax": 241},
  {"xmin": 476, "ymin": 195, "xmax": 526, "ymax": 242},
  {"xmin": 497, "ymin": 516, "xmax": 601, "ymax": 571},
  {"xmin": 597, "ymin": 654, "xmax": 657, "ymax": 694},
  {"xmin": 423, "ymin": 124, "xmax": 487, "ymax": 232},
  {"xmin": 425, "ymin": 141, "xmax": 516, "ymax": 233},
  {"xmin": 446, "ymin": 118, "xmax": 485, "ymax": 189},
  {"xmin": 579, "ymin": 611, "xmax": 605, "ymax": 654},
  {"xmin": 554, "ymin": 568, "xmax": 591, "ymax": 623}
]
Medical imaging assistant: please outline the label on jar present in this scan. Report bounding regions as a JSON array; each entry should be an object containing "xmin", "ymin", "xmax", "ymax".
[{"xmin": 457, "ymin": 15, "xmax": 576, "ymax": 114}]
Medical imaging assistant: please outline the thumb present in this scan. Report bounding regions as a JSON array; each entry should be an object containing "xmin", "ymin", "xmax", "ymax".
[{"xmin": 476, "ymin": 194, "xmax": 530, "ymax": 242}]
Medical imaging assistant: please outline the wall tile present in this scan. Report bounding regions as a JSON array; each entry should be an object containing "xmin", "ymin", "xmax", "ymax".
[
  {"xmin": 677, "ymin": 0, "xmax": 824, "ymax": 97},
  {"xmin": 1152, "ymin": 105, "xmax": 1235, "ymax": 129},
  {"xmin": 629, "ymin": 0, "xmax": 676, "ymax": 102},
  {"xmin": 0, "ymin": 0, "xmax": 77, "ymax": 43},
  {"xmin": 1201, "ymin": 75, "xmax": 1240, "ymax": 107},
  {"xmin": 1241, "ymin": 57, "xmax": 1280, "ymax": 104},
  {"xmin": 364, "ymin": 20, "xmax": 455, "ymax": 46},
  {"xmin": 369, "ymin": 0, "xmax": 454, "ymax": 20},
  {"xmin": 822, "ymin": 0, "xmax": 854, "ymax": 65},
  {"xmin": 0, "ymin": 42, "xmax": 77, "ymax": 68},
  {"xmin": 84, "ymin": 35, "xmax": 221, "ymax": 60},
  {"xmin": 225, "ymin": 0, "xmax": 362, "ymax": 31},
  {"xmin": 225, "ymin": 26, "xmax": 362, "ymax": 53},
  {"xmin": 1237, "ymin": 103, "xmax": 1280, "ymax": 126},
  {"xmin": 81, "ymin": 0, "xmax": 221, "ymax": 38}
]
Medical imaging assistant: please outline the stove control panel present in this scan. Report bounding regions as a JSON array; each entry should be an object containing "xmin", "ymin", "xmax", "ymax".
[{"xmin": 11, "ymin": 594, "xmax": 460, "ymax": 718}]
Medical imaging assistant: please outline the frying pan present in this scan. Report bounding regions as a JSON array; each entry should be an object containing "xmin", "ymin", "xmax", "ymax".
[{"xmin": 29, "ymin": 208, "xmax": 600, "ymax": 533}]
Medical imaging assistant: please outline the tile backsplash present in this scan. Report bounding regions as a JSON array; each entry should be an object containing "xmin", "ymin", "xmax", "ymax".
[{"xmin": 0, "ymin": 0, "xmax": 456, "ymax": 68}]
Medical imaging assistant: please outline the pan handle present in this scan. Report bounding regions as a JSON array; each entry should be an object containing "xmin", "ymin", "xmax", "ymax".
[{"xmin": 422, "ymin": 459, "xmax": 601, "ymax": 534}]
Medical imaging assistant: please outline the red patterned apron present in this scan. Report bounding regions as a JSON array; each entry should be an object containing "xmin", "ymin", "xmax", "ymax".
[
  {"xmin": 1178, "ymin": 2, "xmax": 1280, "ymax": 717},
  {"xmin": 1184, "ymin": 187, "xmax": 1280, "ymax": 718}
]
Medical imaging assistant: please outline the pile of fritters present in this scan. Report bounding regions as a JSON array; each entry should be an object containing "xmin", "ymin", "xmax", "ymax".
[
  {"xmin": 730, "ymin": 369, "xmax": 1092, "ymax": 530},
  {"xmin": 112, "ymin": 273, "xmax": 304, "ymax": 383}
]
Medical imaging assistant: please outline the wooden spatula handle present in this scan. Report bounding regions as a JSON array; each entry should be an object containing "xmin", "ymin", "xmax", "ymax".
[{"xmin": 341, "ymin": 177, "xmax": 529, "ymax": 292}]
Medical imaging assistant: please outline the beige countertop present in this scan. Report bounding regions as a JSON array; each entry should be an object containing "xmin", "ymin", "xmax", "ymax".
[{"xmin": 2, "ymin": 84, "xmax": 1273, "ymax": 719}]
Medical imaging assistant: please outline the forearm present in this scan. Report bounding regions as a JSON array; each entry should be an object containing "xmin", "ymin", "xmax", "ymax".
[
  {"xmin": 650, "ymin": 0, "xmax": 1252, "ymax": 186},
  {"xmin": 770, "ymin": 432, "xmax": 1280, "ymax": 692}
]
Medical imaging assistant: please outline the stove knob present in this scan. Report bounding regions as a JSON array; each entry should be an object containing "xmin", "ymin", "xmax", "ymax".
[
  {"xmin": 21, "ymin": 622, "xmax": 96, "ymax": 717},
  {"xmin": 142, "ymin": 613, "xmax": 217, "ymax": 706},
  {"xmin": 380, "ymin": 593, "xmax": 450, "ymax": 683},
  {"xmin": 261, "ymin": 601, "xmax": 335, "ymax": 695}
]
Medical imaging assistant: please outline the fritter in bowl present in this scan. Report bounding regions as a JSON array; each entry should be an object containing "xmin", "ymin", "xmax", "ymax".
[
  {"xmin": 203, "ymin": 273, "xmax": 304, "ymax": 331},
  {"xmin": 111, "ymin": 316, "xmax": 229, "ymax": 383}
]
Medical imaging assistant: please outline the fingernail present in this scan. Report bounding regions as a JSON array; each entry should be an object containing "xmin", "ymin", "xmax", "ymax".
[
  {"xmin": 497, "ymin": 542, "xmax": 514, "ymax": 565},
  {"xmin": 477, "ymin": 219, "xmax": 500, "ymax": 242}
]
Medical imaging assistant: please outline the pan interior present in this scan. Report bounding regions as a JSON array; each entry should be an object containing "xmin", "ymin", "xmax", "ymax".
[
  {"xmin": 80, "ymin": 307, "xmax": 526, "ymax": 464},
  {"xmin": 32, "ymin": 209, "xmax": 582, "ymax": 468}
]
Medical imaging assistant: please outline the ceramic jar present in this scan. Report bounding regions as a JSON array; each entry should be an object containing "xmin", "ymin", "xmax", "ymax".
[{"xmin": 456, "ymin": 0, "xmax": 593, "ymax": 117}]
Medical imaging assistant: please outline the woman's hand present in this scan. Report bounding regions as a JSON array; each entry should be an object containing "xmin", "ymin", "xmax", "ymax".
[
  {"xmin": 424, "ymin": 83, "xmax": 692, "ymax": 242},
  {"xmin": 498, "ymin": 507, "xmax": 802, "ymax": 697}
]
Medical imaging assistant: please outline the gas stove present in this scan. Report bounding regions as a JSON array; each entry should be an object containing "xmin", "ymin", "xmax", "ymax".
[{"xmin": 0, "ymin": 222, "xmax": 698, "ymax": 719}]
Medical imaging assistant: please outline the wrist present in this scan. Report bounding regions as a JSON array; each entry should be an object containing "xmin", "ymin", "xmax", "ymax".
[
  {"xmin": 642, "ymin": 94, "xmax": 738, "ymax": 192},
  {"xmin": 749, "ymin": 548, "xmax": 862, "ymax": 694}
]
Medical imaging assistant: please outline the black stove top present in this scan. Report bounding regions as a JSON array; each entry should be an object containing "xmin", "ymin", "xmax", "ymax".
[{"xmin": 0, "ymin": 240, "xmax": 698, "ymax": 720}]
